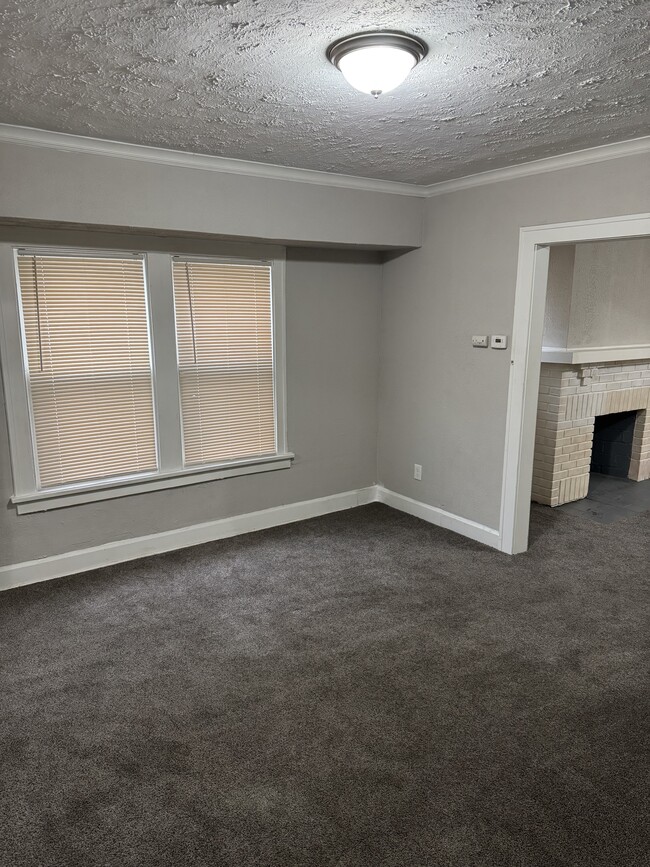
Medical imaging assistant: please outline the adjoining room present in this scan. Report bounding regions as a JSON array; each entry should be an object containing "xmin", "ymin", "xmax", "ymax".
[{"xmin": 532, "ymin": 238, "xmax": 650, "ymax": 524}]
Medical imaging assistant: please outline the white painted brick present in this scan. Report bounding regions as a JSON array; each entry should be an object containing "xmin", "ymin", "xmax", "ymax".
[{"xmin": 534, "ymin": 359, "xmax": 650, "ymax": 505}]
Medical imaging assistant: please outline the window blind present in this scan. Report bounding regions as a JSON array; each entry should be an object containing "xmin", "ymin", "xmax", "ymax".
[
  {"xmin": 172, "ymin": 259, "xmax": 276, "ymax": 466},
  {"xmin": 16, "ymin": 253, "xmax": 158, "ymax": 489}
]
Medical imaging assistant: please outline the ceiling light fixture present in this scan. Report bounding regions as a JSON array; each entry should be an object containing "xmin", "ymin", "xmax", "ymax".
[{"xmin": 327, "ymin": 31, "xmax": 427, "ymax": 98}]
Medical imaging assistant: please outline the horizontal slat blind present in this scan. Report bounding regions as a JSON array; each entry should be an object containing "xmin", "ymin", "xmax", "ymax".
[
  {"xmin": 172, "ymin": 259, "xmax": 275, "ymax": 466},
  {"xmin": 16, "ymin": 253, "xmax": 158, "ymax": 488}
]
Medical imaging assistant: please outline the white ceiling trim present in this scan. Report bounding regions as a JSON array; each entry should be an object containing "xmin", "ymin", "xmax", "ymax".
[
  {"xmin": 0, "ymin": 124, "xmax": 647, "ymax": 200},
  {"xmin": 422, "ymin": 136, "xmax": 650, "ymax": 197},
  {"xmin": 0, "ymin": 124, "xmax": 425, "ymax": 198}
]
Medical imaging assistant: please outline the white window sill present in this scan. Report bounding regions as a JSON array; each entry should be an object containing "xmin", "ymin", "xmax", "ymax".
[{"xmin": 12, "ymin": 453, "xmax": 295, "ymax": 514}]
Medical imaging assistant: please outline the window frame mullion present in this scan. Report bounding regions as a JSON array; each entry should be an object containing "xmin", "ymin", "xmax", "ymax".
[
  {"xmin": 145, "ymin": 252, "xmax": 184, "ymax": 474},
  {"xmin": 271, "ymin": 254, "xmax": 288, "ymax": 456}
]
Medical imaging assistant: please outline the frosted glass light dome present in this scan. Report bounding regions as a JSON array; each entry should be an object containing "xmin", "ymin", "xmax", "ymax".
[
  {"xmin": 327, "ymin": 31, "xmax": 427, "ymax": 98},
  {"xmin": 338, "ymin": 45, "xmax": 416, "ymax": 96}
]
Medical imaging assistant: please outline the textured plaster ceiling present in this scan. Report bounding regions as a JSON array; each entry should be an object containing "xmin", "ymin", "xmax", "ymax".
[{"xmin": 0, "ymin": 0, "xmax": 648, "ymax": 185}]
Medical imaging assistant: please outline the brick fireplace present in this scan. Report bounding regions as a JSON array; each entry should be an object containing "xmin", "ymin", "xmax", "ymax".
[{"xmin": 532, "ymin": 361, "xmax": 650, "ymax": 507}]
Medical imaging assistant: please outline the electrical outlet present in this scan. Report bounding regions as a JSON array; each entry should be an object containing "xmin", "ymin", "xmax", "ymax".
[
  {"xmin": 414, "ymin": 464, "xmax": 422, "ymax": 481},
  {"xmin": 472, "ymin": 335, "xmax": 489, "ymax": 348}
]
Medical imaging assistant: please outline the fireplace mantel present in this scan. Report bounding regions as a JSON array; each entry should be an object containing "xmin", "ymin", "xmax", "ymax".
[{"xmin": 541, "ymin": 344, "xmax": 650, "ymax": 365}]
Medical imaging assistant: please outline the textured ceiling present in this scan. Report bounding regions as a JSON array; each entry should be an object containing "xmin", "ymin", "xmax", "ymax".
[{"xmin": 0, "ymin": 0, "xmax": 648, "ymax": 184}]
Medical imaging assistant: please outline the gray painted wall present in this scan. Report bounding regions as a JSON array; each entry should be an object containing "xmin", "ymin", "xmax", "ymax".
[
  {"xmin": 0, "ymin": 237, "xmax": 381, "ymax": 566},
  {"xmin": 0, "ymin": 141, "xmax": 423, "ymax": 250},
  {"xmin": 1, "ymin": 138, "xmax": 648, "ymax": 566},
  {"xmin": 378, "ymin": 152, "xmax": 650, "ymax": 530},
  {"xmin": 544, "ymin": 238, "xmax": 650, "ymax": 349},
  {"xmin": 568, "ymin": 238, "xmax": 650, "ymax": 348},
  {"xmin": 543, "ymin": 245, "xmax": 575, "ymax": 348}
]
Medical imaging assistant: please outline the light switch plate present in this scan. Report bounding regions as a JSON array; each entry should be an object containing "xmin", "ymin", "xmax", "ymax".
[
  {"xmin": 491, "ymin": 335, "xmax": 508, "ymax": 349},
  {"xmin": 472, "ymin": 335, "xmax": 489, "ymax": 348}
]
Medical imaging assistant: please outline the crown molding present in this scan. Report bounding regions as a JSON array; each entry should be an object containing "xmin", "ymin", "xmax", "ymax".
[
  {"xmin": 0, "ymin": 123, "xmax": 426, "ymax": 198},
  {"xmin": 0, "ymin": 123, "xmax": 647, "ymax": 200},
  {"xmin": 423, "ymin": 136, "xmax": 650, "ymax": 197}
]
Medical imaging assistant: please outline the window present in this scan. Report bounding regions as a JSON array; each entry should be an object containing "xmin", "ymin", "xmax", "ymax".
[
  {"xmin": 172, "ymin": 259, "xmax": 275, "ymax": 466},
  {"xmin": 0, "ymin": 245, "xmax": 290, "ymax": 513},
  {"xmin": 16, "ymin": 252, "xmax": 157, "ymax": 488}
]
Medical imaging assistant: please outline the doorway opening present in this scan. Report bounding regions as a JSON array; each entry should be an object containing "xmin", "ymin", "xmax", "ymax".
[{"xmin": 499, "ymin": 212, "xmax": 650, "ymax": 554}]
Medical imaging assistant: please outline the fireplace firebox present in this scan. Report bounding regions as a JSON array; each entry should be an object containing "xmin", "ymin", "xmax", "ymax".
[{"xmin": 590, "ymin": 411, "xmax": 638, "ymax": 478}]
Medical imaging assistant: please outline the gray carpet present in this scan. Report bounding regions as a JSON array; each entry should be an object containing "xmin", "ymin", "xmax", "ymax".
[{"xmin": 1, "ymin": 503, "xmax": 648, "ymax": 867}]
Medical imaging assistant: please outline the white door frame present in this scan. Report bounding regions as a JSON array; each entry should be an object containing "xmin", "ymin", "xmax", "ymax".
[{"xmin": 499, "ymin": 212, "xmax": 650, "ymax": 555}]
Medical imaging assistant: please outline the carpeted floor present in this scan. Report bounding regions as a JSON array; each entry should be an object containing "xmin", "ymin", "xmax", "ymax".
[{"xmin": 1, "ymin": 503, "xmax": 648, "ymax": 867}]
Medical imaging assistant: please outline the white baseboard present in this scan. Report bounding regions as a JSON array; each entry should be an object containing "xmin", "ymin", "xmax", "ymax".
[
  {"xmin": 0, "ymin": 486, "xmax": 378, "ymax": 592},
  {"xmin": 376, "ymin": 487, "xmax": 502, "ymax": 550},
  {"xmin": 0, "ymin": 483, "xmax": 502, "ymax": 592}
]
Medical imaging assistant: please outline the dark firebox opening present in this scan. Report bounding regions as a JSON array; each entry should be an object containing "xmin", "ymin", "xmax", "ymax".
[{"xmin": 590, "ymin": 410, "xmax": 637, "ymax": 478}]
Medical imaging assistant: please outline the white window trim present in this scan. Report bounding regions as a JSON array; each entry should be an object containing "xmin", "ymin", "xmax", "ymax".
[{"xmin": 0, "ymin": 242, "xmax": 292, "ymax": 514}]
